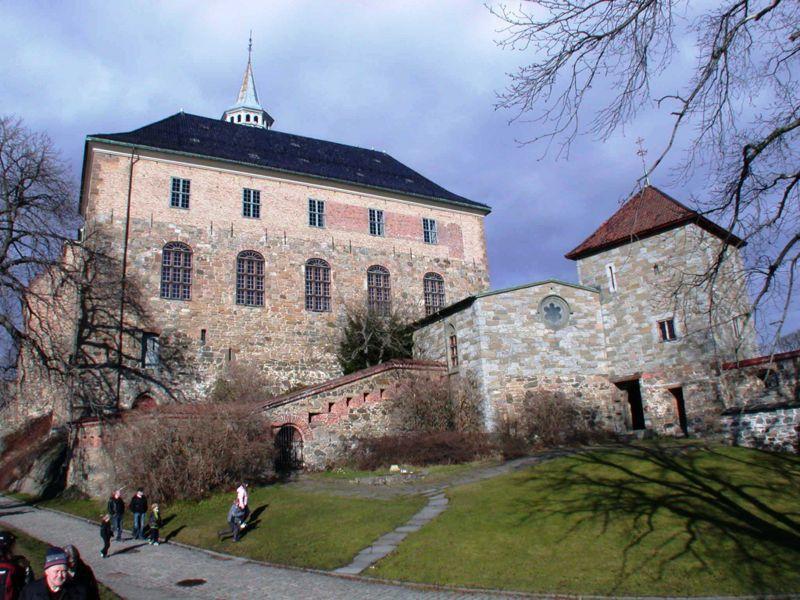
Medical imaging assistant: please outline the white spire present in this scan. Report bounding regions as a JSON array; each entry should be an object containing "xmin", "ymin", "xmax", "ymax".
[{"xmin": 222, "ymin": 32, "xmax": 274, "ymax": 129}]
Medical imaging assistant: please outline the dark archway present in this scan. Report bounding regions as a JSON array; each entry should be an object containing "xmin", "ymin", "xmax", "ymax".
[
  {"xmin": 615, "ymin": 379, "xmax": 645, "ymax": 430},
  {"xmin": 131, "ymin": 393, "xmax": 156, "ymax": 411},
  {"xmin": 274, "ymin": 425, "xmax": 303, "ymax": 472}
]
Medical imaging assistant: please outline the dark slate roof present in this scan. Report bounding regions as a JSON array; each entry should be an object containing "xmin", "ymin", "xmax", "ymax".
[
  {"xmin": 88, "ymin": 112, "xmax": 490, "ymax": 213},
  {"xmin": 565, "ymin": 185, "xmax": 744, "ymax": 260}
]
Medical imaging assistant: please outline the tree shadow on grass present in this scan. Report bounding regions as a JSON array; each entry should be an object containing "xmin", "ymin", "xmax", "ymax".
[{"xmin": 513, "ymin": 442, "xmax": 800, "ymax": 594}]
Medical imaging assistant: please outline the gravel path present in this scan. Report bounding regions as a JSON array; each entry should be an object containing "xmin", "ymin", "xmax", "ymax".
[{"xmin": 0, "ymin": 495, "xmax": 525, "ymax": 599}]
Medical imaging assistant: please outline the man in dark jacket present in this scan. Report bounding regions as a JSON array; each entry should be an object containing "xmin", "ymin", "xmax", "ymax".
[
  {"xmin": 0, "ymin": 530, "xmax": 34, "ymax": 600},
  {"xmin": 129, "ymin": 488, "xmax": 148, "ymax": 540},
  {"xmin": 63, "ymin": 546, "xmax": 98, "ymax": 600},
  {"xmin": 106, "ymin": 491, "xmax": 124, "ymax": 542},
  {"xmin": 19, "ymin": 547, "xmax": 86, "ymax": 600}
]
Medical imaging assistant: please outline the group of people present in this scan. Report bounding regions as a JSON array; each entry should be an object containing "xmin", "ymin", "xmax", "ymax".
[
  {"xmin": 225, "ymin": 482, "xmax": 250, "ymax": 542},
  {"xmin": 102, "ymin": 487, "xmax": 161, "ymax": 558},
  {"xmin": 1, "ymin": 532, "xmax": 99, "ymax": 600}
]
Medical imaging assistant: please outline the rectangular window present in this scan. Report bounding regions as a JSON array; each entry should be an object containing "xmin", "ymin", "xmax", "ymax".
[
  {"xmin": 369, "ymin": 208, "xmax": 384, "ymax": 236},
  {"xmin": 658, "ymin": 318, "xmax": 677, "ymax": 342},
  {"xmin": 449, "ymin": 333, "xmax": 459, "ymax": 368},
  {"xmin": 308, "ymin": 198, "xmax": 325, "ymax": 228},
  {"xmin": 242, "ymin": 188, "xmax": 261, "ymax": 219},
  {"xmin": 423, "ymin": 218, "xmax": 437, "ymax": 244},
  {"xmin": 606, "ymin": 264, "xmax": 618, "ymax": 292},
  {"xmin": 170, "ymin": 178, "xmax": 190, "ymax": 209},
  {"xmin": 141, "ymin": 333, "xmax": 160, "ymax": 367}
]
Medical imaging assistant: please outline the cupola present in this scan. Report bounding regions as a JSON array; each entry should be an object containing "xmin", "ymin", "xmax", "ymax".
[{"xmin": 222, "ymin": 34, "xmax": 274, "ymax": 129}]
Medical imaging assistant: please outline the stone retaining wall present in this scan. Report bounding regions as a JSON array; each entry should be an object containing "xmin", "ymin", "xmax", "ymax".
[{"xmin": 720, "ymin": 406, "xmax": 799, "ymax": 453}]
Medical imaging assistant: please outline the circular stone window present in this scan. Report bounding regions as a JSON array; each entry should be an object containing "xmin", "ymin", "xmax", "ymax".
[{"xmin": 539, "ymin": 295, "xmax": 570, "ymax": 329}]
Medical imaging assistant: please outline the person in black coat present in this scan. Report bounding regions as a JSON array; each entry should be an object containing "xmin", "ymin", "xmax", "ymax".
[
  {"xmin": 129, "ymin": 488, "xmax": 148, "ymax": 540},
  {"xmin": 63, "ymin": 546, "xmax": 99, "ymax": 600},
  {"xmin": 106, "ymin": 490, "xmax": 124, "ymax": 541},
  {"xmin": 19, "ymin": 547, "xmax": 86, "ymax": 600},
  {"xmin": 99, "ymin": 515, "xmax": 112, "ymax": 559}
]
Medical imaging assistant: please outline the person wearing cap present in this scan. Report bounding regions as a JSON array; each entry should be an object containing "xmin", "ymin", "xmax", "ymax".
[
  {"xmin": 19, "ymin": 547, "xmax": 86, "ymax": 599},
  {"xmin": 63, "ymin": 546, "xmax": 98, "ymax": 600},
  {"xmin": 0, "ymin": 529, "xmax": 34, "ymax": 600}
]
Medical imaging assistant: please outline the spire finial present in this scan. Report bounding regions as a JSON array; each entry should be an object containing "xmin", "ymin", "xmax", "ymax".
[
  {"xmin": 636, "ymin": 137, "xmax": 650, "ymax": 186},
  {"xmin": 248, "ymin": 31, "xmax": 253, "ymax": 62}
]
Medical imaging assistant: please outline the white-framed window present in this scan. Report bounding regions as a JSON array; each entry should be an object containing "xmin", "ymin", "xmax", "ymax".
[
  {"xmin": 606, "ymin": 263, "xmax": 618, "ymax": 292},
  {"xmin": 142, "ymin": 333, "xmax": 160, "ymax": 367},
  {"xmin": 170, "ymin": 178, "xmax": 190, "ymax": 209},
  {"xmin": 242, "ymin": 188, "xmax": 261, "ymax": 219},
  {"xmin": 309, "ymin": 199, "xmax": 325, "ymax": 228},
  {"xmin": 658, "ymin": 318, "xmax": 677, "ymax": 342},
  {"xmin": 369, "ymin": 208, "xmax": 385, "ymax": 236},
  {"xmin": 423, "ymin": 218, "xmax": 438, "ymax": 244}
]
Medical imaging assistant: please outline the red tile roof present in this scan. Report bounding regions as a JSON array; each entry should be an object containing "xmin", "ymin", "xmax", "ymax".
[{"xmin": 565, "ymin": 185, "xmax": 744, "ymax": 260}]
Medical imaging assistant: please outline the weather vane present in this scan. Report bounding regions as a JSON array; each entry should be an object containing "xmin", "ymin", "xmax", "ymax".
[{"xmin": 636, "ymin": 137, "xmax": 650, "ymax": 186}]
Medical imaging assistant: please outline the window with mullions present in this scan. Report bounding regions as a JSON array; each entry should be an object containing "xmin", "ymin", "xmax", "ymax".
[
  {"xmin": 423, "ymin": 272, "xmax": 445, "ymax": 315},
  {"xmin": 308, "ymin": 199, "xmax": 325, "ymax": 228},
  {"xmin": 170, "ymin": 178, "xmax": 190, "ymax": 209},
  {"xmin": 236, "ymin": 251, "xmax": 264, "ymax": 306},
  {"xmin": 305, "ymin": 258, "xmax": 331, "ymax": 312},
  {"xmin": 367, "ymin": 265, "xmax": 391, "ymax": 315},
  {"xmin": 423, "ymin": 218, "xmax": 437, "ymax": 244},
  {"xmin": 369, "ymin": 208, "xmax": 385, "ymax": 236},
  {"xmin": 448, "ymin": 325, "xmax": 459, "ymax": 369},
  {"xmin": 242, "ymin": 188, "xmax": 261, "ymax": 219},
  {"xmin": 658, "ymin": 318, "xmax": 677, "ymax": 342},
  {"xmin": 160, "ymin": 242, "xmax": 192, "ymax": 300}
]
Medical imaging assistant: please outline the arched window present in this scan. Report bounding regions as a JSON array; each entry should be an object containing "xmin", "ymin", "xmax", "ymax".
[
  {"xmin": 447, "ymin": 324, "xmax": 459, "ymax": 369},
  {"xmin": 161, "ymin": 242, "xmax": 192, "ymax": 300},
  {"xmin": 236, "ymin": 251, "xmax": 264, "ymax": 306},
  {"xmin": 367, "ymin": 265, "xmax": 391, "ymax": 315},
  {"xmin": 423, "ymin": 272, "xmax": 445, "ymax": 316},
  {"xmin": 305, "ymin": 258, "xmax": 331, "ymax": 312}
]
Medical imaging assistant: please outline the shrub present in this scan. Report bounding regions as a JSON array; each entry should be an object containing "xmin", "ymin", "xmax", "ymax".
[
  {"xmin": 337, "ymin": 303, "xmax": 413, "ymax": 374},
  {"xmin": 110, "ymin": 405, "xmax": 275, "ymax": 503},
  {"xmin": 210, "ymin": 361, "xmax": 279, "ymax": 404},
  {"xmin": 494, "ymin": 416, "xmax": 530, "ymax": 460},
  {"xmin": 351, "ymin": 431, "xmax": 494, "ymax": 470},
  {"xmin": 395, "ymin": 372, "xmax": 484, "ymax": 433},
  {"xmin": 519, "ymin": 390, "xmax": 588, "ymax": 447}
]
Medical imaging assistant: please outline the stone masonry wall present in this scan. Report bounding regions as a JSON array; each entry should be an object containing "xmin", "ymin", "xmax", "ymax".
[
  {"xmin": 720, "ymin": 408, "xmax": 800, "ymax": 453},
  {"xmin": 74, "ymin": 145, "xmax": 489, "ymax": 404},
  {"xmin": 263, "ymin": 360, "xmax": 447, "ymax": 469}
]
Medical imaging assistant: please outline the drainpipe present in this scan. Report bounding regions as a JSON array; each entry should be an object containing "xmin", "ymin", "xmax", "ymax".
[{"xmin": 115, "ymin": 147, "xmax": 138, "ymax": 411}]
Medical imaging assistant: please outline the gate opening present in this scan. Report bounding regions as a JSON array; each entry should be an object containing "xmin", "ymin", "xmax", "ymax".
[
  {"xmin": 275, "ymin": 425, "xmax": 303, "ymax": 472},
  {"xmin": 669, "ymin": 386, "xmax": 688, "ymax": 436},
  {"xmin": 615, "ymin": 379, "xmax": 645, "ymax": 430}
]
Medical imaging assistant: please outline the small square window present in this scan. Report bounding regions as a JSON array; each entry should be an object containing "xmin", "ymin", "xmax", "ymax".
[
  {"xmin": 243, "ymin": 188, "xmax": 261, "ymax": 219},
  {"xmin": 423, "ymin": 218, "xmax": 437, "ymax": 244},
  {"xmin": 369, "ymin": 208, "xmax": 384, "ymax": 236},
  {"xmin": 309, "ymin": 199, "xmax": 325, "ymax": 228},
  {"xmin": 142, "ymin": 333, "xmax": 160, "ymax": 367},
  {"xmin": 658, "ymin": 318, "xmax": 677, "ymax": 342},
  {"xmin": 170, "ymin": 178, "xmax": 190, "ymax": 209}
]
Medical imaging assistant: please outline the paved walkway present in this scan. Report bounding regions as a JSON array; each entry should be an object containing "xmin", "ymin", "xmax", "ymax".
[{"xmin": 0, "ymin": 495, "xmax": 523, "ymax": 599}]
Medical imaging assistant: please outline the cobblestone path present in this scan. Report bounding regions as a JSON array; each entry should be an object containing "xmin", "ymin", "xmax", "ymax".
[{"xmin": 0, "ymin": 495, "xmax": 523, "ymax": 599}]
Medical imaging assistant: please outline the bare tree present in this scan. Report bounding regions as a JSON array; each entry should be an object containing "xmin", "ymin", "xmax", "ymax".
[
  {"xmin": 491, "ymin": 0, "xmax": 799, "ymax": 347},
  {"xmin": 0, "ymin": 116, "xmax": 76, "ymax": 376}
]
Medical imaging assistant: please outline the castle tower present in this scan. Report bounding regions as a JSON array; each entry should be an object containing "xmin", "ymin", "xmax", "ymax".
[{"xmin": 222, "ymin": 34, "xmax": 274, "ymax": 129}]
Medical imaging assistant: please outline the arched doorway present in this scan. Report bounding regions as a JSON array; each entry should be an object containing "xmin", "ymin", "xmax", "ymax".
[
  {"xmin": 274, "ymin": 425, "xmax": 303, "ymax": 472},
  {"xmin": 131, "ymin": 393, "xmax": 156, "ymax": 411}
]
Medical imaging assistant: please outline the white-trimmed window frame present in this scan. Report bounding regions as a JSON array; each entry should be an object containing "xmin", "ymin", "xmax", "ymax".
[
  {"xmin": 308, "ymin": 198, "xmax": 325, "ymax": 228},
  {"xmin": 242, "ymin": 188, "xmax": 261, "ymax": 219},
  {"xmin": 369, "ymin": 208, "xmax": 385, "ymax": 236},
  {"xmin": 423, "ymin": 218, "xmax": 438, "ymax": 245},
  {"xmin": 170, "ymin": 177, "xmax": 190, "ymax": 209}
]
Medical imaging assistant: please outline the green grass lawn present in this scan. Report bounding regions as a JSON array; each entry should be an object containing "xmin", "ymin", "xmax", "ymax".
[
  {"xmin": 6, "ymin": 526, "xmax": 122, "ymax": 600},
  {"xmin": 37, "ymin": 484, "xmax": 425, "ymax": 570},
  {"xmin": 371, "ymin": 444, "xmax": 800, "ymax": 596}
]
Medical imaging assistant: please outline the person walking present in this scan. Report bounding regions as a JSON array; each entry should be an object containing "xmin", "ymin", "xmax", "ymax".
[
  {"xmin": 147, "ymin": 504, "xmax": 162, "ymax": 546},
  {"xmin": 129, "ymin": 488, "xmax": 148, "ymax": 540},
  {"xmin": 226, "ymin": 502, "xmax": 245, "ymax": 542},
  {"xmin": 106, "ymin": 491, "xmax": 124, "ymax": 542},
  {"xmin": 63, "ymin": 546, "xmax": 98, "ymax": 600},
  {"xmin": 99, "ymin": 516, "xmax": 112, "ymax": 559},
  {"xmin": 19, "ymin": 547, "xmax": 86, "ymax": 600},
  {"xmin": 0, "ymin": 530, "xmax": 34, "ymax": 600},
  {"xmin": 236, "ymin": 482, "xmax": 249, "ymax": 527}
]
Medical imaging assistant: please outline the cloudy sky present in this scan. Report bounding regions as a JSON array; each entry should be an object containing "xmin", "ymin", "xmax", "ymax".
[{"xmin": 1, "ymin": 0, "xmax": 794, "ymax": 337}]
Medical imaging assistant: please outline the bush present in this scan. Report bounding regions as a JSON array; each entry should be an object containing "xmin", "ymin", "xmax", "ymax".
[
  {"xmin": 337, "ymin": 303, "xmax": 413, "ymax": 374},
  {"xmin": 210, "ymin": 361, "xmax": 279, "ymax": 404},
  {"xmin": 395, "ymin": 373, "xmax": 484, "ymax": 434},
  {"xmin": 351, "ymin": 431, "xmax": 494, "ymax": 470},
  {"xmin": 519, "ymin": 390, "xmax": 588, "ymax": 447},
  {"xmin": 110, "ymin": 405, "xmax": 275, "ymax": 503}
]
